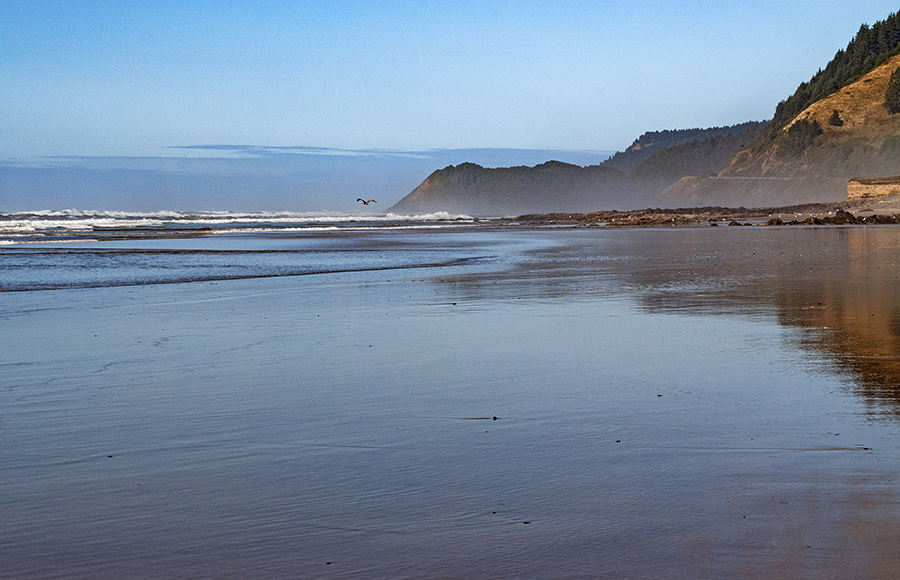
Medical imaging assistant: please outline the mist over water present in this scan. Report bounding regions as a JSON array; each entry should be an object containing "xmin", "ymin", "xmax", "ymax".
[{"xmin": 2, "ymin": 224, "xmax": 900, "ymax": 579}]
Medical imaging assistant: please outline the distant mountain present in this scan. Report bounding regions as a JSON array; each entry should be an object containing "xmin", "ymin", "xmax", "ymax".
[
  {"xmin": 389, "ymin": 123, "xmax": 766, "ymax": 215},
  {"xmin": 603, "ymin": 121, "xmax": 766, "ymax": 176},
  {"xmin": 628, "ymin": 122, "xmax": 766, "ymax": 193},
  {"xmin": 388, "ymin": 161, "xmax": 629, "ymax": 216}
]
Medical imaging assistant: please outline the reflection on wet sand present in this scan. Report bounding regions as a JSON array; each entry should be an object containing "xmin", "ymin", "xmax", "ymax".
[
  {"xmin": 423, "ymin": 226, "xmax": 900, "ymax": 578},
  {"xmin": 4, "ymin": 225, "xmax": 900, "ymax": 579},
  {"xmin": 807, "ymin": 228, "xmax": 900, "ymax": 416},
  {"xmin": 442, "ymin": 226, "xmax": 900, "ymax": 418},
  {"xmin": 626, "ymin": 227, "xmax": 900, "ymax": 418}
]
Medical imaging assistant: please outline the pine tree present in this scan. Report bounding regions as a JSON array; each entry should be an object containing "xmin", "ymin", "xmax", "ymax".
[
  {"xmin": 886, "ymin": 67, "xmax": 900, "ymax": 113},
  {"xmin": 778, "ymin": 119, "xmax": 823, "ymax": 159},
  {"xmin": 759, "ymin": 11, "xmax": 900, "ymax": 141},
  {"xmin": 829, "ymin": 109, "xmax": 844, "ymax": 126}
]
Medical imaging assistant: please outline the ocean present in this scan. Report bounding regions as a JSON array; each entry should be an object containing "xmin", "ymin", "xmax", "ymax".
[
  {"xmin": 2, "ymin": 213, "xmax": 900, "ymax": 579},
  {"xmin": 0, "ymin": 209, "xmax": 485, "ymax": 245},
  {"xmin": 0, "ymin": 210, "xmax": 492, "ymax": 291}
]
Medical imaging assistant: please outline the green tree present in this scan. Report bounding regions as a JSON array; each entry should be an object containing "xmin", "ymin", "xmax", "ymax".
[
  {"xmin": 778, "ymin": 119, "xmax": 823, "ymax": 159},
  {"xmin": 886, "ymin": 67, "xmax": 900, "ymax": 113},
  {"xmin": 755, "ymin": 10, "xmax": 900, "ymax": 146},
  {"xmin": 829, "ymin": 109, "xmax": 844, "ymax": 126}
]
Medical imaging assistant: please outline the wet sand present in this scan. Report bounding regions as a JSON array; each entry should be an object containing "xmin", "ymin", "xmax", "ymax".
[{"xmin": 3, "ymin": 226, "xmax": 900, "ymax": 579}]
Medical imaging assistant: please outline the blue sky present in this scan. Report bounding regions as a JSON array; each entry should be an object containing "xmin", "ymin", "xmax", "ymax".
[{"xmin": 2, "ymin": 1, "xmax": 899, "ymax": 211}]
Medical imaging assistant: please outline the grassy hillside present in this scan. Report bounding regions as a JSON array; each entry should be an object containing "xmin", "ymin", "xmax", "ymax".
[{"xmin": 724, "ymin": 11, "xmax": 900, "ymax": 178}]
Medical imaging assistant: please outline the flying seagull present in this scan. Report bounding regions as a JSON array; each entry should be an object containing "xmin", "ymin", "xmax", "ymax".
[{"xmin": 357, "ymin": 198, "xmax": 377, "ymax": 205}]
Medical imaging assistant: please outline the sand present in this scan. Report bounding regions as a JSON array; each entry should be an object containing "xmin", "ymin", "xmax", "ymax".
[{"xmin": 2, "ymin": 226, "xmax": 900, "ymax": 579}]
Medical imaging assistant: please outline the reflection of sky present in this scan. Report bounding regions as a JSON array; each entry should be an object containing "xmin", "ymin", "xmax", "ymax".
[
  {"xmin": 7, "ymin": 224, "xmax": 900, "ymax": 417},
  {"xmin": 422, "ymin": 226, "xmax": 900, "ymax": 418}
]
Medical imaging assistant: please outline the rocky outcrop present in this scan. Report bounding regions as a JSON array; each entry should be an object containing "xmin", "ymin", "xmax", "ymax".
[{"xmin": 847, "ymin": 176, "xmax": 900, "ymax": 199}]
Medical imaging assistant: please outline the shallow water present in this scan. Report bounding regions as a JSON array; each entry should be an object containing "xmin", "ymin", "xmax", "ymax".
[{"xmin": 2, "ymin": 226, "xmax": 900, "ymax": 579}]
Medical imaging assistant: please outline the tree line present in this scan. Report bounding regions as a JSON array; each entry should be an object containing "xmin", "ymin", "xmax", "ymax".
[
  {"xmin": 630, "ymin": 123, "xmax": 767, "ymax": 183},
  {"xmin": 762, "ymin": 11, "xmax": 900, "ymax": 144},
  {"xmin": 603, "ymin": 121, "xmax": 766, "ymax": 175}
]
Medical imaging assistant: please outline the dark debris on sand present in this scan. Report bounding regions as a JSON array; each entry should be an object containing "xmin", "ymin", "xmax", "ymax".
[{"xmin": 510, "ymin": 194, "xmax": 900, "ymax": 228}]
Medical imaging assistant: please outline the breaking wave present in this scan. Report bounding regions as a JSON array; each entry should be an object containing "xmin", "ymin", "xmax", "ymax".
[{"xmin": 0, "ymin": 209, "xmax": 482, "ymax": 244}]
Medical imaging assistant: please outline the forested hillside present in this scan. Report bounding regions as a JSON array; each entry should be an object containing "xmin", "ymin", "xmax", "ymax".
[
  {"xmin": 629, "ymin": 123, "xmax": 766, "ymax": 188},
  {"xmin": 389, "ymin": 121, "xmax": 768, "ymax": 215},
  {"xmin": 754, "ymin": 11, "xmax": 900, "ymax": 150},
  {"xmin": 602, "ymin": 121, "xmax": 765, "ymax": 175}
]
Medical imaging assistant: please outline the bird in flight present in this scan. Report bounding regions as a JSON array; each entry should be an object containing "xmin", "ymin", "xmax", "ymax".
[{"xmin": 357, "ymin": 198, "xmax": 377, "ymax": 205}]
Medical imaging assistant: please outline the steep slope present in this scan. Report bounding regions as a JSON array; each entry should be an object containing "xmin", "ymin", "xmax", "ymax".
[
  {"xmin": 721, "ymin": 9, "xmax": 900, "ymax": 180},
  {"xmin": 660, "ymin": 13, "xmax": 900, "ymax": 208},
  {"xmin": 602, "ymin": 122, "xmax": 764, "ymax": 175},
  {"xmin": 722, "ymin": 53, "xmax": 900, "ymax": 178}
]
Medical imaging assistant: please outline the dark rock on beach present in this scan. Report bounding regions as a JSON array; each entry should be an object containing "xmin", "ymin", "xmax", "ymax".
[{"xmin": 508, "ymin": 193, "xmax": 900, "ymax": 228}]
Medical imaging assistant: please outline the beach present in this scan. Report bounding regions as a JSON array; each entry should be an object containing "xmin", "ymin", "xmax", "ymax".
[{"xmin": 3, "ymin": 224, "xmax": 900, "ymax": 579}]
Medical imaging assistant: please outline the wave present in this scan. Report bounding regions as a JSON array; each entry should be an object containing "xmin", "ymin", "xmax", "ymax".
[{"xmin": 0, "ymin": 209, "xmax": 482, "ymax": 244}]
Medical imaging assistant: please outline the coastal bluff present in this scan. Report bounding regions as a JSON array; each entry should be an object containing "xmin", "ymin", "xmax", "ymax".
[
  {"xmin": 848, "ymin": 176, "xmax": 900, "ymax": 199},
  {"xmin": 387, "ymin": 161, "xmax": 631, "ymax": 216}
]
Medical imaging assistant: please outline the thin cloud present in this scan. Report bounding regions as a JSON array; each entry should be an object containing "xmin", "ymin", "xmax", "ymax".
[{"xmin": 167, "ymin": 144, "xmax": 434, "ymax": 159}]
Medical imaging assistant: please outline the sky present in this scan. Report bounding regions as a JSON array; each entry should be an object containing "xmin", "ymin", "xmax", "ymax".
[{"xmin": 2, "ymin": 1, "xmax": 899, "ymax": 211}]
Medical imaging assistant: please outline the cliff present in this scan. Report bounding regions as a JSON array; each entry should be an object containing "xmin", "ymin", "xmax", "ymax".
[{"xmin": 847, "ymin": 176, "xmax": 900, "ymax": 198}]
